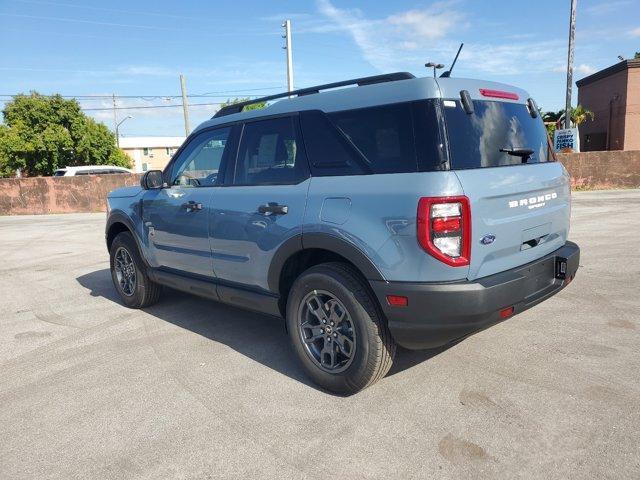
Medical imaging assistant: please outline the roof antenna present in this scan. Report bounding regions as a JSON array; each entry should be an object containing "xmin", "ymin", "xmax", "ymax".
[{"xmin": 440, "ymin": 43, "xmax": 463, "ymax": 78}]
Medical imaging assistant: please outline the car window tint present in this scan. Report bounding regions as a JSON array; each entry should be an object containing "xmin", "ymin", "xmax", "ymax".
[
  {"xmin": 172, "ymin": 127, "xmax": 231, "ymax": 187},
  {"xmin": 444, "ymin": 100, "xmax": 551, "ymax": 169},
  {"xmin": 234, "ymin": 117, "xmax": 308, "ymax": 185},
  {"xmin": 328, "ymin": 103, "xmax": 417, "ymax": 174},
  {"xmin": 300, "ymin": 110, "xmax": 367, "ymax": 176}
]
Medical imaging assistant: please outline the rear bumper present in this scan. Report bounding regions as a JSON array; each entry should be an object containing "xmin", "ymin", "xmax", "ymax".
[{"xmin": 370, "ymin": 241, "xmax": 580, "ymax": 350}]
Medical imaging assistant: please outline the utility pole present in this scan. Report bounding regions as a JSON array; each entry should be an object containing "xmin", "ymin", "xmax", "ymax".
[
  {"xmin": 564, "ymin": 0, "xmax": 577, "ymax": 129},
  {"xmin": 282, "ymin": 19, "xmax": 294, "ymax": 92},
  {"xmin": 180, "ymin": 74, "xmax": 191, "ymax": 136},
  {"xmin": 112, "ymin": 93, "xmax": 118, "ymax": 135}
]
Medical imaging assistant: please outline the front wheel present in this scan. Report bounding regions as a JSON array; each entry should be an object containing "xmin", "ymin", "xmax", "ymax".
[
  {"xmin": 286, "ymin": 263, "xmax": 396, "ymax": 394},
  {"xmin": 110, "ymin": 231, "xmax": 161, "ymax": 308}
]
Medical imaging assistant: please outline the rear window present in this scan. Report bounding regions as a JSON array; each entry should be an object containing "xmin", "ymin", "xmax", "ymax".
[
  {"xmin": 53, "ymin": 170, "xmax": 66, "ymax": 176},
  {"xmin": 444, "ymin": 100, "xmax": 552, "ymax": 169},
  {"xmin": 300, "ymin": 101, "xmax": 446, "ymax": 176}
]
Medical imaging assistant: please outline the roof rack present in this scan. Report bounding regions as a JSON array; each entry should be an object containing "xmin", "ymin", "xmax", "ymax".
[{"xmin": 212, "ymin": 72, "xmax": 416, "ymax": 118}]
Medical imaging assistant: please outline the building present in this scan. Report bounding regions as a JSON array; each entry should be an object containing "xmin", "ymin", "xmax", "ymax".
[
  {"xmin": 576, "ymin": 59, "xmax": 640, "ymax": 151},
  {"xmin": 119, "ymin": 136, "xmax": 186, "ymax": 172}
]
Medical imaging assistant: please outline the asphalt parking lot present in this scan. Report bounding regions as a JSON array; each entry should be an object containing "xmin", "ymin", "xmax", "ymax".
[{"xmin": 1, "ymin": 189, "xmax": 639, "ymax": 479}]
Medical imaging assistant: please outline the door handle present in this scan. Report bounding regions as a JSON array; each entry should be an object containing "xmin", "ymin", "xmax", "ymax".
[
  {"xmin": 183, "ymin": 200, "xmax": 203, "ymax": 212},
  {"xmin": 258, "ymin": 203, "xmax": 288, "ymax": 215}
]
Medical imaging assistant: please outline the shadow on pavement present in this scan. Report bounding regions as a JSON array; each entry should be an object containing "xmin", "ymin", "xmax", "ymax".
[{"xmin": 77, "ymin": 268, "xmax": 449, "ymax": 392}]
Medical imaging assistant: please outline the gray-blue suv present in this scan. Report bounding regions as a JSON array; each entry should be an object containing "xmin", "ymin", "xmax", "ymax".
[{"xmin": 106, "ymin": 72, "xmax": 580, "ymax": 394}]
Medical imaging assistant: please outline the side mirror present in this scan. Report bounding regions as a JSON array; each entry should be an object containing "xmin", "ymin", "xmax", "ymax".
[{"xmin": 140, "ymin": 170, "xmax": 164, "ymax": 190}]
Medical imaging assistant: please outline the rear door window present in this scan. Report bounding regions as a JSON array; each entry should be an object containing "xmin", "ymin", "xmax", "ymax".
[
  {"xmin": 234, "ymin": 116, "xmax": 309, "ymax": 185},
  {"xmin": 443, "ymin": 100, "xmax": 551, "ymax": 169}
]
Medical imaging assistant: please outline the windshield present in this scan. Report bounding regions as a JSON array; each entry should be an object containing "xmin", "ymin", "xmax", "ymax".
[
  {"xmin": 443, "ymin": 100, "xmax": 552, "ymax": 169},
  {"xmin": 53, "ymin": 170, "xmax": 66, "ymax": 176}
]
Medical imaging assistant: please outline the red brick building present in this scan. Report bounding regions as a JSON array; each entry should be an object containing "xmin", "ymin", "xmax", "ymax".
[{"xmin": 576, "ymin": 59, "xmax": 640, "ymax": 151}]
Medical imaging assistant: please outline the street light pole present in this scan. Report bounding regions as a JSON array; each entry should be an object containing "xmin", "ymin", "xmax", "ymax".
[
  {"xmin": 425, "ymin": 62, "xmax": 444, "ymax": 78},
  {"xmin": 115, "ymin": 115, "xmax": 132, "ymax": 148},
  {"xmin": 564, "ymin": 0, "xmax": 578, "ymax": 129}
]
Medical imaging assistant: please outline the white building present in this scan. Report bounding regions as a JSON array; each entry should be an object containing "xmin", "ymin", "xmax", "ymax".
[{"xmin": 119, "ymin": 136, "xmax": 186, "ymax": 173}]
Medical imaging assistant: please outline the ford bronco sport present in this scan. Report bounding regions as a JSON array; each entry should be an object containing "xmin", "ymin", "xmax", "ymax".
[{"xmin": 106, "ymin": 72, "xmax": 579, "ymax": 394}]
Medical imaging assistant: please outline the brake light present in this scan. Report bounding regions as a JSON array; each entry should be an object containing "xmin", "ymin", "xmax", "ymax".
[
  {"xmin": 479, "ymin": 88, "xmax": 519, "ymax": 100},
  {"xmin": 417, "ymin": 196, "xmax": 471, "ymax": 267}
]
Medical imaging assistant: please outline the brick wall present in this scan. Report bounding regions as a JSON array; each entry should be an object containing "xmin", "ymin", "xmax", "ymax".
[
  {"xmin": 0, "ymin": 174, "xmax": 142, "ymax": 215},
  {"xmin": 0, "ymin": 154, "xmax": 639, "ymax": 215},
  {"xmin": 557, "ymin": 150, "xmax": 640, "ymax": 190}
]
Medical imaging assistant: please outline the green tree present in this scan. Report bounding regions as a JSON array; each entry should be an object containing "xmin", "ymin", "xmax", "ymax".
[
  {"xmin": 0, "ymin": 92, "xmax": 131, "ymax": 177},
  {"xmin": 570, "ymin": 105, "xmax": 594, "ymax": 126},
  {"xmin": 218, "ymin": 97, "xmax": 267, "ymax": 113},
  {"xmin": 635, "ymin": 52, "xmax": 640, "ymax": 59},
  {"xmin": 541, "ymin": 105, "xmax": 594, "ymax": 133}
]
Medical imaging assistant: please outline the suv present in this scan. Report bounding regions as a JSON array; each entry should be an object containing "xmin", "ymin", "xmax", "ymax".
[{"xmin": 106, "ymin": 73, "xmax": 579, "ymax": 394}]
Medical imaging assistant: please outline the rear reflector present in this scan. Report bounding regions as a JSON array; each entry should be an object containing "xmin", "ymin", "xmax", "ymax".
[
  {"xmin": 386, "ymin": 295, "xmax": 408, "ymax": 307},
  {"xmin": 500, "ymin": 306, "xmax": 514, "ymax": 318},
  {"xmin": 479, "ymin": 88, "xmax": 519, "ymax": 100}
]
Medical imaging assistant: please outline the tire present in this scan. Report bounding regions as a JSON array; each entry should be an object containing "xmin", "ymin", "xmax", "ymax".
[
  {"xmin": 286, "ymin": 262, "xmax": 396, "ymax": 394},
  {"xmin": 109, "ymin": 231, "xmax": 161, "ymax": 308}
]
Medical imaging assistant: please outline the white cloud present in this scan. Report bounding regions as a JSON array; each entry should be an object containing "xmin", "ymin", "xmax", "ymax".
[
  {"xmin": 576, "ymin": 64, "xmax": 597, "ymax": 75},
  {"xmin": 630, "ymin": 27, "xmax": 640, "ymax": 37},
  {"xmin": 551, "ymin": 63, "xmax": 597, "ymax": 75},
  {"xmin": 118, "ymin": 66, "xmax": 176, "ymax": 77},
  {"xmin": 316, "ymin": 0, "xmax": 462, "ymax": 71},
  {"xmin": 585, "ymin": 0, "xmax": 632, "ymax": 15},
  {"xmin": 315, "ymin": 0, "xmax": 567, "ymax": 76},
  {"xmin": 387, "ymin": 6, "xmax": 462, "ymax": 40}
]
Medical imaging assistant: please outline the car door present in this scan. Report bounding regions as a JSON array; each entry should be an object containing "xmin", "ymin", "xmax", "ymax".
[
  {"xmin": 209, "ymin": 115, "xmax": 310, "ymax": 293},
  {"xmin": 142, "ymin": 126, "xmax": 235, "ymax": 278}
]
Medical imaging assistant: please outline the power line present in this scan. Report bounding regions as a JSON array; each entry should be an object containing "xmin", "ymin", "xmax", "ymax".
[
  {"xmin": 80, "ymin": 102, "xmax": 225, "ymax": 111},
  {"xmin": 0, "ymin": 86, "xmax": 282, "ymax": 100}
]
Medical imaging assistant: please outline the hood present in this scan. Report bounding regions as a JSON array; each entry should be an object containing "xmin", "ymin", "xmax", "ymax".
[{"xmin": 108, "ymin": 186, "xmax": 143, "ymax": 199}]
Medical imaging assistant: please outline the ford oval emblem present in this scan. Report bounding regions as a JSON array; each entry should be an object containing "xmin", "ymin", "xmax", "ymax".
[{"xmin": 480, "ymin": 234, "xmax": 496, "ymax": 245}]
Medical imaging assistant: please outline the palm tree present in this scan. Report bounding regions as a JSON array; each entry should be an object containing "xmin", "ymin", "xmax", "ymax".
[
  {"xmin": 542, "ymin": 106, "xmax": 594, "ymax": 128},
  {"xmin": 570, "ymin": 105, "xmax": 595, "ymax": 126},
  {"xmin": 543, "ymin": 110, "xmax": 564, "ymax": 123}
]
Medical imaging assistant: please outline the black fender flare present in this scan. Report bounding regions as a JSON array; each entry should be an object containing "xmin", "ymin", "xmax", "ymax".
[
  {"xmin": 105, "ymin": 211, "xmax": 145, "ymax": 258},
  {"xmin": 267, "ymin": 232, "xmax": 385, "ymax": 294}
]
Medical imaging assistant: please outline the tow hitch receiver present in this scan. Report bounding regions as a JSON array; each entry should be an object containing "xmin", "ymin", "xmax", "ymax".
[{"xmin": 555, "ymin": 257, "xmax": 568, "ymax": 279}]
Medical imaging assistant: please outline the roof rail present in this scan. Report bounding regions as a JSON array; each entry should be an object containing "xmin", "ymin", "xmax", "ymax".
[{"xmin": 212, "ymin": 72, "xmax": 416, "ymax": 118}]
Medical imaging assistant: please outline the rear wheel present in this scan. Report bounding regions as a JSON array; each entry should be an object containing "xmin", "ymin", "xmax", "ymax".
[
  {"xmin": 286, "ymin": 262, "xmax": 396, "ymax": 394},
  {"xmin": 110, "ymin": 232, "xmax": 161, "ymax": 308}
]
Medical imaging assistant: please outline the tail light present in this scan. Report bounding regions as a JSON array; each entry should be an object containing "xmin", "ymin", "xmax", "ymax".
[{"xmin": 417, "ymin": 196, "xmax": 471, "ymax": 267}]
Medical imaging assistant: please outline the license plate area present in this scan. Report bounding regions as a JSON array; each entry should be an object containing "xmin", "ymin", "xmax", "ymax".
[{"xmin": 519, "ymin": 258, "xmax": 556, "ymax": 298}]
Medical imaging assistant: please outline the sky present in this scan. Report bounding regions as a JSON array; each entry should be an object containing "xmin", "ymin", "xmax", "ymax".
[{"xmin": 1, "ymin": 0, "xmax": 639, "ymax": 137}]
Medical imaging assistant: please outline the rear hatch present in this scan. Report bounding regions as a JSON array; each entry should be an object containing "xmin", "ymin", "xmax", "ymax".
[{"xmin": 441, "ymin": 89, "xmax": 570, "ymax": 281}]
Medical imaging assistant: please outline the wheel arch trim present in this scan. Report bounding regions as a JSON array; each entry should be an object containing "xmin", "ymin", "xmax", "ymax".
[
  {"xmin": 267, "ymin": 233, "xmax": 385, "ymax": 294},
  {"xmin": 106, "ymin": 211, "xmax": 145, "ymax": 259}
]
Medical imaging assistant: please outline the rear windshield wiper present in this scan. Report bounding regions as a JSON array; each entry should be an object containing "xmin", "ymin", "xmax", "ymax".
[{"xmin": 499, "ymin": 147, "xmax": 534, "ymax": 163}]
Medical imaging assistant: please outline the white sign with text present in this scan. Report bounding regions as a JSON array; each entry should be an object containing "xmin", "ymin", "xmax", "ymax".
[{"xmin": 553, "ymin": 128, "xmax": 580, "ymax": 152}]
